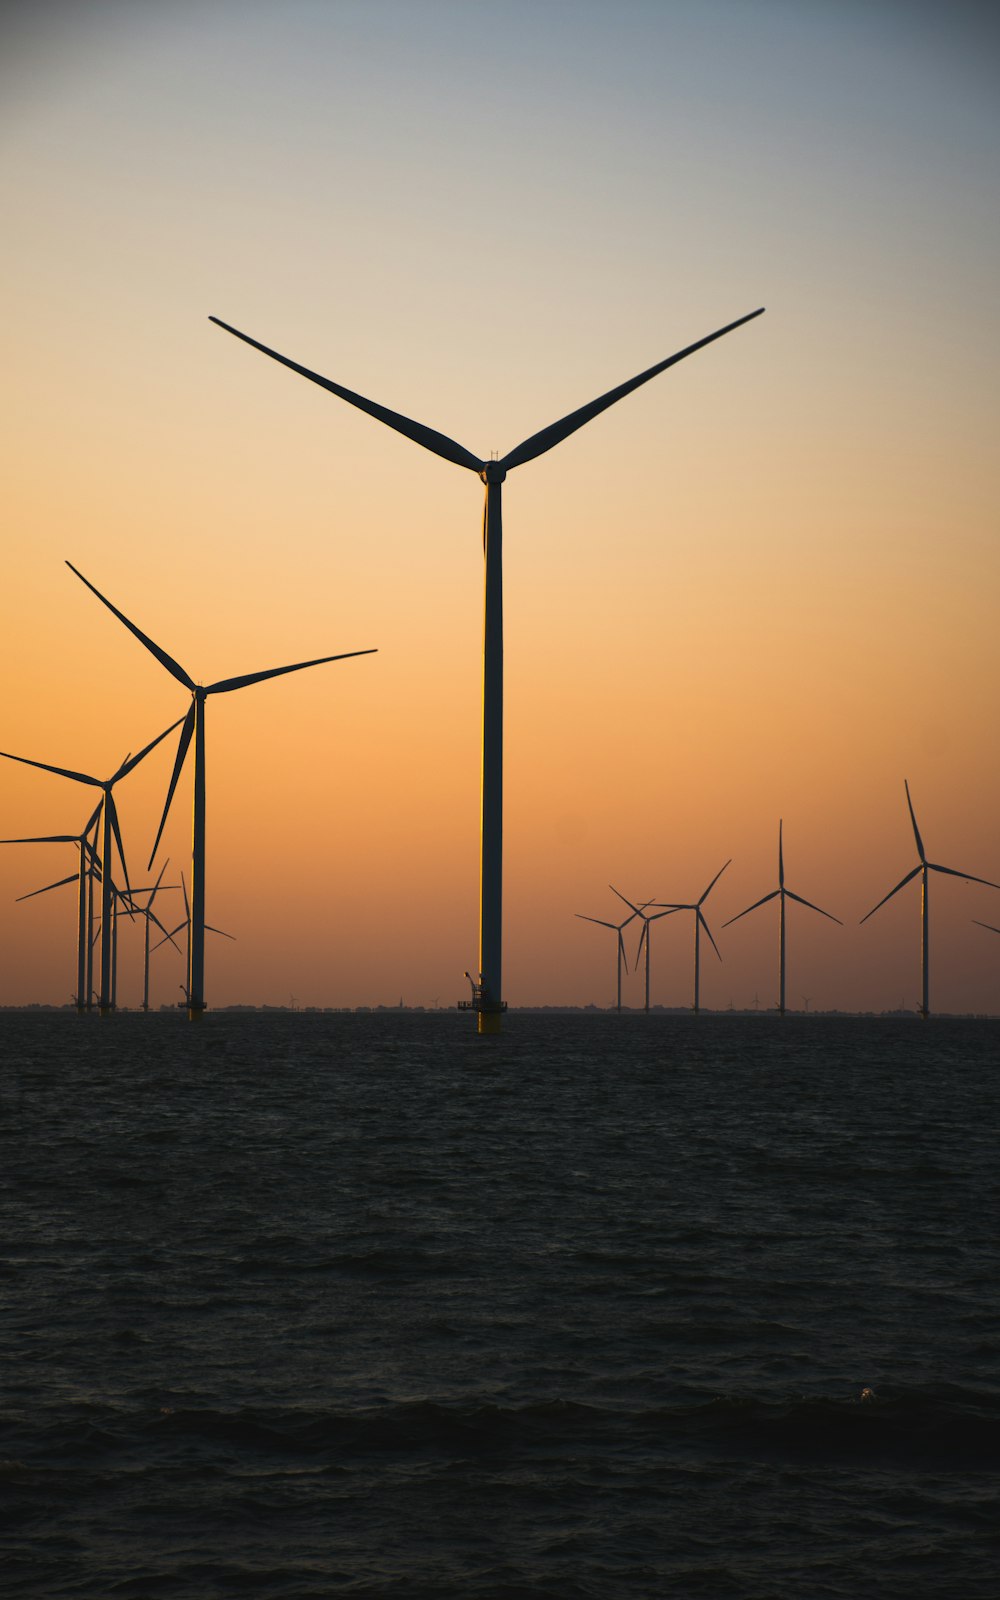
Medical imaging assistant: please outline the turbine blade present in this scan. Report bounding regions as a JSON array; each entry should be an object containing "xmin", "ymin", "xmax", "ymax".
[
  {"xmin": 15, "ymin": 873, "xmax": 79, "ymax": 902},
  {"xmin": 147, "ymin": 906, "xmax": 183, "ymax": 951},
  {"xmin": 181, "ymin": 872, "xmax": 190, "ymax": 921},
  {"xmin": 107, "ymin": 794, "xmax": 132, "ymax": 902},
  {"xmin": 609, "ymin": 883, "xmax": 644, "ymax": 917},
  {"xmin": 209, "ymin": 318, "xmax": 484, "ymax": 473},
  {"xmin": 65, "ymin": 562, "xmax": 195, "ymax": 690},
  {"xmin": 576, "ymin": 914, "xmax": 614, "ymax": 929},
  {"xmin": 150, "ymin": 923, "xmax": 185, "ymax": 954},
  {"xmin": 973, "ymin": 920, "xmax": 1000, "ymax": 935},
  {"xmin": 147, "ymin": 707, "xmax": 195, "ymax": 870},
  {"xmin": 208, "ymin": 648, "xmax": 377, "ymax": 696},
  {"xmin": 927, "ymin": 862, "xmax": 1000, "ymax": 890},
  {"xmin": 147, "ymin": 856, "xmax": 170, "ymax": 911},
  {"xmin": 903, "ymin": 780, "xmax": 927, "ymax": 863},
  {"xmin": 698, "ymin": 909, "xmax": 723, "ymax": 961},
  {"xmin": 617, "ymin": 929, "xmax": 629, "ymax": 975},
  {"xmin": 0, "ymin": 750, "xmax": 98, "ymax": 788},
  {"xmin": 85, "ymin": 799, "xmax": 104, "ymax": 837},
  {"xmin": 722, "ymin": 889, "xmax": 779, "ymax": 928},
  {"xmin": 206, "ymin": 924, "xmax": 237, "ymax": 941},
  {"xmin": 699, "ymin": 859, "xmax": 732, "ymax": 905},
  {"xmin": 859, "ymin": 865, "xmax": 921, "ymax": 924},
  {"xmin": 500, "ymin": 309, "xmax": 764, "ymax": 472},
  {"xmin": 0, "ymin": 834, "xmax": 79, "ymax": 845},
  {"xmin": 784, "ymin": 889, "xmax": 842, "ymax": 924},
  {"xmin": 649, "ymin": 907, "xmax": 680, "ymax": 922},
  {"xmin": 778, "ymin": 819, "xmax": 784, "ymax": 888},
  {"xmin": 114, "ymin": 714, "xmax": 187, "ymax": 783}
]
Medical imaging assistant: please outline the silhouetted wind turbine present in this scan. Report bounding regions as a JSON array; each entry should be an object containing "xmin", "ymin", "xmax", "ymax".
[
  {"xmin": 576, "ymin": 906, "xmax": 641, "ymax": 1012},
  {"xmin": 655, "ymin": 861, "xmax": 730, "ymax": 1013},
  {"xmin": 121, "ymin": 859, "xmax": 182, "ymax": 1011},
  {"xmin": 0, "ymin": 723, "xmax": 183, "ymax": 1014},
  {"xmin": 151, "ymin": 871, "xmax": 235, "ymax": 1009},
  {"xmin": 723, "ymin": 821, "xmax": 841, "ymax": 1015},
  {"xmin": 210, "ymin": 307, "xmax": 764, "ymax": 1030},
  {"xmin": 860, "ymin": 781, "xmax": 999, "ymax": 1018},
  {"xmin": 1, "ymin": 800, "xmax": 102, "ymax": 1010},
  {"xmin": 66, "ymin": 561, "xmax": 375, "ymax": 1019},
  {"xmin": 610, "ymin": 886, "xmax": 677, "ymax": 1012}
]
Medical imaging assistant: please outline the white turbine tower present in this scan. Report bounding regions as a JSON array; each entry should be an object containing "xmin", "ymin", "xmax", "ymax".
[
  {"xmin": 210, "ymin": 308, "xmax": 764, "ymax": 1029},
  {"xmin": 861, "ymin": 781, "xmax": 999, "ymax": 1018},
  {"xmin": 722, "ymin": 821, "xmax": 841, "ymax": 1015},
  {"xmin": 66, "ymin": 562, "xmax": 375, "ymax": 1020},
  {"xmin": 655, "ymin": 860, "xmax": 731, "ymax": 1013}
]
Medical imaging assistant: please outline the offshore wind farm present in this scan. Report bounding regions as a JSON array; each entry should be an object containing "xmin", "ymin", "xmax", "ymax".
[{"xmin": 2, "ymin": 6, "xmax": 999, "ymax": 1596}]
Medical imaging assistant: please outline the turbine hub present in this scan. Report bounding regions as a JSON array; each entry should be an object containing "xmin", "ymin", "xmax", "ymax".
[{"xmin": 480, "ymin": 462, "xmax": 506, "ymax": 486}]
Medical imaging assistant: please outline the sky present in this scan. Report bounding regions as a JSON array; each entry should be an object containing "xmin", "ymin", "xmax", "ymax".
[{"xmin": 2, "ymin": 0, "xmax": 999, "ymax": 1014}]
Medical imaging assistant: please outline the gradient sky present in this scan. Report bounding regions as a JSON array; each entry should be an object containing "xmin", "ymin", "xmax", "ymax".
[{"xmin": 2, "ymin": 0, "xmax": 999, "ymax": 1013}]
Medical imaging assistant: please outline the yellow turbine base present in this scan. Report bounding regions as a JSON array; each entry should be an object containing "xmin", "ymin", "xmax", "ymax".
[
  {"xmin": 477, "ymin": 1010, "xmax": 503, "ymax": 1035},
  {"xmin": 188, "ymin": 1007, "xmax": 205, "ymax": 1022}
]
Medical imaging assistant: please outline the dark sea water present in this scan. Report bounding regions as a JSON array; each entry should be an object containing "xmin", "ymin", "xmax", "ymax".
[{"xmin": 1, "ymin": 1011, "xmax": 997, "ymax": 1598}]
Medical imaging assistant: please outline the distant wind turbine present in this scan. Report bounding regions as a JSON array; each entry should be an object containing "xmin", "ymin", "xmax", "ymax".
[
  {"xmin": 722, "ymin": 821, "xmax": 841, "ymax": 1015},
  {"xmin": 151, "ymin": 872, "xmax": 235, "ymax": 1010},
  {"xmin": 576, "ymin": 905, "xmax": 643, "ymax": 1012},
  {"xmin": 655, "ymin": 860, "xmax": 731, "ymax": 1013},
  {"xmin": 609, "ymin": 886, "xmax": 677, "ymax": 1012},
  {"xmin": 1, "ymin": 800, "xmax": 102, "ymax": 1010},
  {"xmin": 860, "ymin": 781, "xmax": 999, "ymax": 1018},
  {"xmin": 210, "ymin": 307, "xmax": 764, "ymax": 1029},
  {"xmin": 66, "ymin": 562, "xmax": 375, "ymax": 1019},
  {"xmin": 0, "ymin": 723, "xmax": 183, "ymax": 1014}
]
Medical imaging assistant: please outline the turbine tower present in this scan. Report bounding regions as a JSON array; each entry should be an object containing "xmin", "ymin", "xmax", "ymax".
[
  {"xmin": 723, "ymin": 821, "xmax": 841, "ymax": 1015},
  {"xmin": 655, "ymin": 860, "xmax": 731, "ymax": 1013},
  {"xmin": 210, "ymin": 308, "xmax": 764, "ymax": 1029},
  {"xmin": 575, "ymin": 906, "xmax": 641, "ymax": 1012},
  {"xmin": 609, "ymin": 886, "xmax": 677, "ymax": 1012},
  {"xmin": 0, "ymin": 723, "xmax": 182, "ymax": 1014},
  {"xmin": 66, "ymin": 562, "xmax": 375, "ymax": 1020},
  {"xmin": 860, "ymin": 781, "xmax": 999, "ymax": 1018}
]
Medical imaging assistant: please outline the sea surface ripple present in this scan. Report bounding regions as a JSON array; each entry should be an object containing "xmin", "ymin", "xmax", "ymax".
[{"xmin": 1, "ymin": 1011, "xmax": 997, "ymax": 1597}]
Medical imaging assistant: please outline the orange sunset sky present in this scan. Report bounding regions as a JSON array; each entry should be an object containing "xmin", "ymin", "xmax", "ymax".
[{"xmin": 2, "ymin": 0, "xmax": 999, "ymax": 1014}]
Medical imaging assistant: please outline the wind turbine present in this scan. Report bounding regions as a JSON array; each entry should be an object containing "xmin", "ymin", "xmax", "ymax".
[
  {"xmin": 210, "ymin": 307, "xmax": 764, "ymax": 1030},
  {"xmin": 0, "ymin": 722, "xmax": 183, "ymax": 1014},
  {"xmin": 150, "ymin": 871, "xmax": 236, "ymax": 1009},
  {"xmin": 609, "ymin": 886, "xmax": 677, "ymax": 1012},
  {"xmin": 1, "ymin": 800, "xmax": 102, "ymax": 1010},
  {"xmin": 655, "ymin": 860, "xmax": 731, "ymax": 1013},
  {"xmin": 722, "ymin": 821, "xmax": 841, "ymax": 1016},
  {"xmin": 65, "ymin": 562, "xmax": 375, "ymax": 1020},
  {"xmin": 860, "ymin": 780, "xmax": 999, "ymax": 1018},
  {"xmin": 121, "ymin": 859, "xmax": 182, "ymax": 1011},
  {"xmin": 575, "ymin": 905, "xmax": 643, "ymax": 1012}
]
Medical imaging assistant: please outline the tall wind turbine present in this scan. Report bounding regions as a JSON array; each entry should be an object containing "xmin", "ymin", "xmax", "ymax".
[
  {"xmin": 860, "ymin": 781, "xmax": 999, "ymax": 1018},
  {"xmin": 576, "ymin": 906, "xmax": 641, "ymax": 1012},
  {"xmin": 210, "ymin": 308, "xmax": 764, "ymax": 1029},
  {"xmin": 723, "ymin": 821, "xmax": 841, "ymax": 1015},
  {"xmin": 1, "ymin": 800, "xmax": 102, "ymax": 1010},
  {"xmin": 66, "ymin": 562, "xmax": 375, "ymax": 1020},
  {"xmin": 655, "ymin": 860, "xmax": 731, "ymax": 1013},
  {"xmin": 610, "ymin": 886, "xmax": 677, "ymax": 1012},
  {"xmin": 0, "ymin": 723, "xmax": 183, "ymax": 1014}
]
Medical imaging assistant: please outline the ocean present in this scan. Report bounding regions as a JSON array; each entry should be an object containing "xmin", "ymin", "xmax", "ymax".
[{"xmin": 1, "ymin": 1011, "xmax": 997, "ymax": 1598}]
